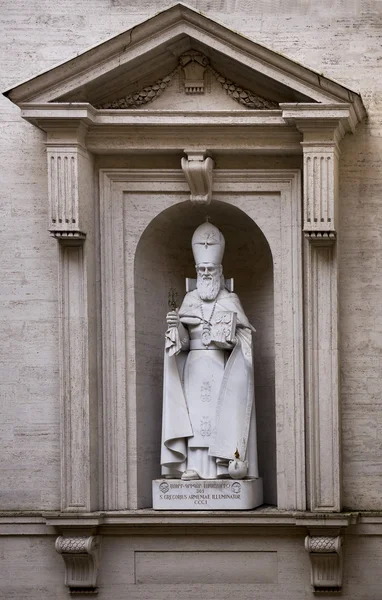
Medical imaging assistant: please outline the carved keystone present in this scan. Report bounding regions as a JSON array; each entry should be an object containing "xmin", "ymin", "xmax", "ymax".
[
  {"xmin": 180, "ymin": 51, "xmax": 209, "ymax": 94},
  {"xmin": 305, "ymin": 535, "xmax": 343, "ymax": 593},
  {"xmin": 56, "ymin": 535, "xmax": 100, "ymax": 594},
  {"xmin": 181, "ymin": 150, "xmax": 214, "ymax": 205}
]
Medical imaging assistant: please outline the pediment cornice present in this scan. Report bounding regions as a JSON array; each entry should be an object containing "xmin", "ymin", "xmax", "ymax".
[{"xmin": 3, "ymin": 2, "xmax": 366, "ymax": 125}]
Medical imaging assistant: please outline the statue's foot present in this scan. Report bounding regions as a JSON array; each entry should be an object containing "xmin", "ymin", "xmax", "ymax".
[{"xmin": 181, "ymin": 469, "xmax": 200, "ymax": 481}]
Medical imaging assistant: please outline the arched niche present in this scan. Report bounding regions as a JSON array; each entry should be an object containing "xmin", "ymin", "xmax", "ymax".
[
  {"xmin": 100, "ymin": 168, "xmax": 303, "ymax": 511},
  {"xmin": 134, "ymin": 201, "xmax": 276, "ymax": 507}
]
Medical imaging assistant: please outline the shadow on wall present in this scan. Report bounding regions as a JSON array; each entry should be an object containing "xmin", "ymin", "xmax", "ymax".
[{"xmin": 134, "ymin": 200, "xmax": 276, "ymax": 507}]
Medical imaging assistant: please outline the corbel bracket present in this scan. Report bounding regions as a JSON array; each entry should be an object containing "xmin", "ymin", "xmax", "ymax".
[
  {"xmin": 181, "ymin": 149, "xmax": 214, "ymax": 205},
  {"xmin": 55, "ymin": 535, "xmax": 100, "ymax": 594},
  {"xmin": 305, "ymin": 534, "xmax": 343, "ymax": 593}
]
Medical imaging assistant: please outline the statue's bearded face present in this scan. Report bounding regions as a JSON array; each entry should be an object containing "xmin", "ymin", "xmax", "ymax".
[{"xmin": 196, "ymin": 263, "xmax": 222, "ymax": 301}]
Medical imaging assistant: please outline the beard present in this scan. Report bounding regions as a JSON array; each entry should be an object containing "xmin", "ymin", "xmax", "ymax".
[{"xmin": 197, "ymin": 272, "xmax": 221, "ymax": 301}]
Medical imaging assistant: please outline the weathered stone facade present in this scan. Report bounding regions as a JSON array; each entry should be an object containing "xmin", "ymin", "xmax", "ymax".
[{"xmin": 1, "ymin": 1, "xmax": 382, "ymax": 598}]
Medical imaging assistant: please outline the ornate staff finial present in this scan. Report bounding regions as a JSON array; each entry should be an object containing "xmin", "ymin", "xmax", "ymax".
[{"xmin": 168, "ymin": 288, "xmax": 178, "ymax": 312}]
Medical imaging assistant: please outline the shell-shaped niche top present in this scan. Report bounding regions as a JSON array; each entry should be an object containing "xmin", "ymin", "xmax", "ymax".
[{"xmin": 96, "ymin": 50, "xmax": 279, "ymax": 110}]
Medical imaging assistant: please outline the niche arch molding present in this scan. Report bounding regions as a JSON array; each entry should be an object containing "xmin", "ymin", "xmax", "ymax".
[{"xmin": 99, "ymin": 168, "xmax": 304, "ymax": 511}]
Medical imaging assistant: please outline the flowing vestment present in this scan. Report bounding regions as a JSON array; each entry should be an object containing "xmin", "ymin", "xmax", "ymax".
[{"xmin": 161, "ymin": 288, "xmax": 258, "ymax": 479}]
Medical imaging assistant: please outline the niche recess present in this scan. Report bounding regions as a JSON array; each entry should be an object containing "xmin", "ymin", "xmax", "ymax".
[
  {"xmin": 135, "ymin": 201, "xmax": 276, "ymax": 507},
  {"xmin": 99, "ymin": 167, "xmax": 302, "ymax": 511}
]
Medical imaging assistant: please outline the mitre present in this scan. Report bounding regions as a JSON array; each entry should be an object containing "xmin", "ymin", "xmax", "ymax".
[{"xmin": 192, "ymin": 220, "xmax": 225, "ymax": 265}]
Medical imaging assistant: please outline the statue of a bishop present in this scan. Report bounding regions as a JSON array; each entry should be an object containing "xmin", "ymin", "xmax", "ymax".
[{"xmin": 161, "ymin": 220, "xmax": 258, "ymax": 480}]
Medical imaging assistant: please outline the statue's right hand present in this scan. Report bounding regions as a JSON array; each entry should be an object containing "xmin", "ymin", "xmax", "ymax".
[{"xmin": 166, "ymin": 310, "xmax": 180, "ymax": 328}]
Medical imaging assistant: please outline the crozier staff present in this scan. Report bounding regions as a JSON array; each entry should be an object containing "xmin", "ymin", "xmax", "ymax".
[{"xmin": 161, "ymin": 220, "xmax": 258, "ymax": 480}]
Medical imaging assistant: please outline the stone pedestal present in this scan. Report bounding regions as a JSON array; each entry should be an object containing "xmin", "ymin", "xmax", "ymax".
[{"xmin": 153, "ymin": 478, "xmax": 263, "ymax": 510}]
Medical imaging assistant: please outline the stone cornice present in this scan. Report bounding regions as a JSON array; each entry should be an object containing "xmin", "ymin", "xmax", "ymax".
[
  {"xmin": 18, "ymin": 102, "xmax": 360, "ymax": 156},
  {"xmin": 0, "ymin": 509, "xmax": 356, "ymax": 527},
  {"xmin": 20, "ymin": 102, "xmax": 285, "ymax": 126},
  {"xmin": 8, "ymin": 511, "xmax": 382, "ymax": 538},
  {"xmin": 3, "ymin": 3, "xmax": 366, "ymax": 116},
  {"xmin": 20, "ymin": 101, "xmax": 359, "ymax": 132}
]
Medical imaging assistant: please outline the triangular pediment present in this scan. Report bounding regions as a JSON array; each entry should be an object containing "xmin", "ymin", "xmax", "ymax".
[{"xmin": 4, "ymin": 2, "xmax": 365, "ymax": 119}]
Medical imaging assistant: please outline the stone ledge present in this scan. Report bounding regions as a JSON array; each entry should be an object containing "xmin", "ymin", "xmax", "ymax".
[
  {"xmin": 0, "ymin": 508, "xmax": 355, "ymax": 527},
  {"xmin": 5, "ymin": 509, "xmax": 382, "ymax": 525},
  {"xmin": 4, "ymin": 511, "xmax": 382, "ymax": 536}
]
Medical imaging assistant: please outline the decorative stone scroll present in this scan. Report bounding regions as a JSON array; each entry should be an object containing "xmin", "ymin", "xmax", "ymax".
[
  {"xmin": 56, "ymin": 536, "xmax": 100, "ymax": 594},
  {"xmin": 305, "ymin": 535, "xmax": 343, "ymax": 593},
  {"xmin": 181, "ymin": 149, "xmax": 214, "ymax": 204}
]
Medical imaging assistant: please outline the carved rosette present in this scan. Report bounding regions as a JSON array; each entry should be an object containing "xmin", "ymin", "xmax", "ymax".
[
  {"xmin": 56, "ymin": 536, "xmax": 100, "ymax": 594},
  {"xmin": 305, "ymin": 535, "xmax": 343, "ymax": 593}
]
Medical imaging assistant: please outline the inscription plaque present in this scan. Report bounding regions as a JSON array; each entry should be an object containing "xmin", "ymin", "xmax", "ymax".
[{"xmin": 152, "ymin": 478, "xmax": 263, "ymax": 510}]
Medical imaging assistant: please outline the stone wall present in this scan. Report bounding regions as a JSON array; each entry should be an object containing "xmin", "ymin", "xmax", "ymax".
[
  {"xmin": 1, "ymin": 1, "xmax": 382, "ymax": 597},
  {"xmin": 2, "ymin": 0, "xmax": 381, "ymax": 512}
]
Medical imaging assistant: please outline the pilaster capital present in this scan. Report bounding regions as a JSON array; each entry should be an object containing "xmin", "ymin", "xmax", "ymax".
[
  {"xmin": 181, "ymin": 148, "xmax": 214, "ymax": 205},
  {"xmin": 281, "ymin": 102, "xmax": 358, "ymax": 140},
  {"xmin": 45, "ymin": 121, "xmax": 93, "ymax": 243},
  {"xmin": 282, "ymin": 106, "xmax": 345, "ymax": 238},
  {"xmin": 43, "ymin": 120, "xmax": 89, "ymax": 148}
]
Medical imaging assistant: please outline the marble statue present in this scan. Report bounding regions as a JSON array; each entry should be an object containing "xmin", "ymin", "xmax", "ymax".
[{"xmin": 160, "ymin": 219, "xmax": 258, "ymax": 481}]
